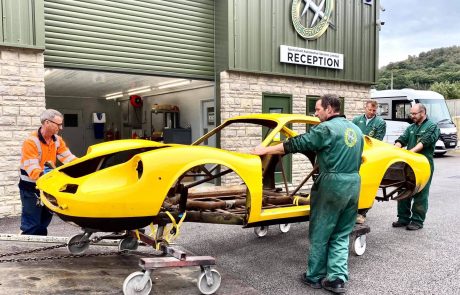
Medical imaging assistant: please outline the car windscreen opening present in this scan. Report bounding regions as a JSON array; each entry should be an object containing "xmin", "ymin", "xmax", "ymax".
[{"xmin": 60, "ymin": 147, "xmax": 162, "ymax": 178}]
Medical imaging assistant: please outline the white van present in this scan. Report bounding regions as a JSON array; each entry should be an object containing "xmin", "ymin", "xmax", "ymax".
[{"xmin": 371, "ymin": 88, "xmax": 458, "ymax": 155}]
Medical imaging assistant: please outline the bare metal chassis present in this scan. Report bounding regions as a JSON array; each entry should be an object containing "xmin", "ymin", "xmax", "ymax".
[{"xmin": 157, "ymin": 156, "xmax": 416, "ymax": 228}]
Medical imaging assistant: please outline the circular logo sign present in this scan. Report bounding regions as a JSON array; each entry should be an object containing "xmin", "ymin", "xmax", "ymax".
[
  {"xmin": 291, "ymin": 0, "xmax": 334, "ymax": 40},
  {"xmin": 344, "ymin": 128, "xmax": 358, "ymax": 147}
]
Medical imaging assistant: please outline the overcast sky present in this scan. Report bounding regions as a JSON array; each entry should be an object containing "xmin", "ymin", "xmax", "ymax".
[{"xmin": 379, "ymin": 0, "xmax": 460, "ymax": 68}]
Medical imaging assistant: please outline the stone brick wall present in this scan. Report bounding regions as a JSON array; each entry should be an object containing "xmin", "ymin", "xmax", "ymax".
[
  {"xmin": 219, "ymin": 70, "xmax": 370, "ymax": 188},
  {"xmin": 0, "ymin": 47, "xmax": 45, "ymax": 217}
]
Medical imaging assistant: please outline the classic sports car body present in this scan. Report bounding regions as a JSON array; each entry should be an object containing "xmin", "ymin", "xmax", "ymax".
[{"xmin": 37, "ymin": 114, "xmax": 431, "ymax": 232}]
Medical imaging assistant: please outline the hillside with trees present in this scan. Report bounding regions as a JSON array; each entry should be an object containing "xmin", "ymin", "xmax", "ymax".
[{"xmin": 376, "ymin": 46, "xmax": 460, "ymax": 99}]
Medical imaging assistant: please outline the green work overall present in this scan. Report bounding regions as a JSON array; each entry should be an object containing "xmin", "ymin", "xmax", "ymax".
[
  {"xmin": 352, "ymin": 114, "xmax": 386, "ymax": 140},
  {"xmin": 395, "ymin": 118, "xmax": 439, "ymax": 226},
  {"xmin": 284, "ymin": 116, "xmax": 364, "ymax": 283}
]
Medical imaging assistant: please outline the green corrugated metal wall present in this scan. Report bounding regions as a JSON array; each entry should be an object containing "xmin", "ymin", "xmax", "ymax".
[
  {"xmin": 44, "ymin": 0, "xmax": 214, "ymax": 79},
  {"xmin": 218, "ymin": 0, "xmax": 379, "ymax": 84},
  {"xmin": 0, "ymin": 0, "xmax": 44, "ymax": 49}
]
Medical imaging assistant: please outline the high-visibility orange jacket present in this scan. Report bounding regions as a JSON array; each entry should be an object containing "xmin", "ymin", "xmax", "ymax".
[{"xmin": 19, "ymin": 128, "xmax": 77, "ymax": 189}]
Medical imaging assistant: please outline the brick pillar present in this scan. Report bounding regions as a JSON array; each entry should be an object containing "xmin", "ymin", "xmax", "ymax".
[{"xmin": 0, "ymin": 46, "xmax": 45, "ymax": 217}]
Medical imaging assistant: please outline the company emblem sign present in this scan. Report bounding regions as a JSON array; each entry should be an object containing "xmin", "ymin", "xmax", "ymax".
[{"xmin": 291, "ymin": 0, "xmax": 334, "ymax": 39}]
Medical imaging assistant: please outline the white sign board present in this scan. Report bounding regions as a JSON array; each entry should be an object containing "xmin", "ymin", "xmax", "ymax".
[{"xmin": 280, "ymin": 45, "xmax": 344, "ymax": 70}]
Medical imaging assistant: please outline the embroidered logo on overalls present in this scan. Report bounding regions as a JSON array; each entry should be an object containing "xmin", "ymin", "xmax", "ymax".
[{"xmin": 344, "ymin": 128, "xmax": 357, "ymax": 147}]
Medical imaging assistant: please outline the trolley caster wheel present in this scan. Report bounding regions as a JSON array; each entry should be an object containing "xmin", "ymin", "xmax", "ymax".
[
  {"xmin": 118, "ymin": 237, "xmax": 139, "ymax": 251},
  {"xmin": 254, "ymin": 226, "xmax": 269, "ymax": 238},
  {"xmin": 279, "ymin": 223, "xmax": 291, "ymax": 233},
  {"xmin": 67, "ymin": 233, "xmax": 90, "ymax": 255},
  {"xmin": 123, "ymin": 271, "xmax": 152, "ymax": 295},
  {"xmin": 353, "ymin": 235, "xmax": 367, "ymax": 256},
  {"xmin": 197, "ymin": 269, "xmax": 221, "ymax": 295}
]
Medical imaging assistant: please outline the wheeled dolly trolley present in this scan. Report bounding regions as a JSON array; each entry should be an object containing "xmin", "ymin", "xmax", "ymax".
[
  {"xmin": 252, "ymin": 222, "xmax": 371, "ymax": 256},
  {"xmin": 122, "ymin": 245, "xmax": 221, "ymax": 295}
]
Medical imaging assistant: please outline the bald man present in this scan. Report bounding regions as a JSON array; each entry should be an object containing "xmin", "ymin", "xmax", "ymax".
[{"xmin": 393, "ymin": 103, "xmax": 439, "ymax": 230}]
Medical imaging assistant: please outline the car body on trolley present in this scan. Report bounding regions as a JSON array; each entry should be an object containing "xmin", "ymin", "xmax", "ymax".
[{"xmin": 37, "ymin": 114, "xmax": 431, "ymax": 234}]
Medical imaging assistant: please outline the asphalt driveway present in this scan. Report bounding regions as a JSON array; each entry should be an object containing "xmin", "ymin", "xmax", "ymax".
[{"xmin": 1, "ymin": 150, "xmax": 459, "ymax": 294}]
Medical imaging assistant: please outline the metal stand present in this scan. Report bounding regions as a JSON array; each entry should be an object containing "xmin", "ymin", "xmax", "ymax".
[{"xmin": 123, "ymin": 245, "xmax": 221, "ymax": 295}]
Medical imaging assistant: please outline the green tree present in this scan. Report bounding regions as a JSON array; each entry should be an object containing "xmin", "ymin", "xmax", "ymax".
[
  {"xmin": 430, "ymin": 81, "xmax": 460, "ymax": 99},
  {"xmin": 377, "ymin": 46, "xmax": 460, "ymax": 94}
]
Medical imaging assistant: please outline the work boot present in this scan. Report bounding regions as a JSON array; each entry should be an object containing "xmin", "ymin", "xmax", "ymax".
[
  {"xmin": 392, "ymin": 220, "xmax": 409, "ymax": 227},
  {"xmin": 406, "ymin": 222, "xmax": 423, "ymax": 230},
  {"xmin": 356, "ymin": 214, "xmax": 366, "ymax": 224},
  {"xmin": 321, "ymin": 278, "xmax": 346, "ymax": 294},
  {"xmin": 301, "ymin": 273, "xmax": 322, "ymax": 289}
]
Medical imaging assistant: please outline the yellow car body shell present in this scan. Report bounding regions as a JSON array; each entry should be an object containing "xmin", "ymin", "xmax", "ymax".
[
  {"xmin": 38, "ymin": 142, "xmax": 262, "ymax": 218},
  {"xmin": 36, "ymin": 114, "xmax": 431, "ymax": 229}
]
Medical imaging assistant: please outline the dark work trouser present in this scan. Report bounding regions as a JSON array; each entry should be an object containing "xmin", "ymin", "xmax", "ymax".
[
  {"xmin": 397, "ymin": 161, "xmax": 434, "ymax": 226},
  {"xmin": 19, "ymin": 188, "xmax": 53, "ymax": 235}
]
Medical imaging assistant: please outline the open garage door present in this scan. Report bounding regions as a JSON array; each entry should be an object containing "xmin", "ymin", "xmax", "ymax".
[{"xmin": 45, "ymin": 68, "xmax": 215, "ymax": 155}]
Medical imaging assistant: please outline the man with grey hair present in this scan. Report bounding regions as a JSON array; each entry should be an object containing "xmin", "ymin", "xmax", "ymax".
[
  {"xmin": 393, "ymin": 103, "xmax": 439, "ymax": 230},
  {"xmin": 19, "ymin": 109, "xmax": 77, "ymax": 235}
]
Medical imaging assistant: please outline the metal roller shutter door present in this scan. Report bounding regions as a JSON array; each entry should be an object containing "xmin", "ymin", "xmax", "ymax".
[{"xmin": 44, "ymin": 0, "xmax": 215, "ymax": 79}]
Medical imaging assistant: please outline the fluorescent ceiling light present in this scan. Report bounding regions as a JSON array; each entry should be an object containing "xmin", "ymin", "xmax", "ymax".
[
  {"xmin": 127, "ymin": 86, "xmax": 150, "ymax": 92},
  {"xmin": 127, "ymin": 87, "xmax": 151, "ymax": 95},
  {"xmin": 156, "ymin": 79, "xmax": 187, "ymax": 86},
  {"xmin": 157, "ymin": 80, "xmax": 191, "ymax": 89},
  {"xmin": 105, "ymin": 92, "xmax": 123, "ymax": 100},
  {"xmin": 105, "ymin": 91, "xmax": 122, "ymax": 97},
  {"xmin": 105, "ymin": 94, "xmax": 123, "ymax": 100}
]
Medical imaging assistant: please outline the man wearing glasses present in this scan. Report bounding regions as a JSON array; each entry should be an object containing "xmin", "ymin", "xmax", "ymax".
[
  {"xmin": 393, "ymin": 103, "xmax": 439, "ymax": 230},
  {"xmin": 18, "ymin": 109, "xmax": 77, "ymax": 235}
]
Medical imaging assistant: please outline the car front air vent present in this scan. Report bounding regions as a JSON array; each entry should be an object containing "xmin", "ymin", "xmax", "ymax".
[
  {"xmin": 137, "ymin": 160, "xmax": 143, "ymax": 179},
  {"xmin": 43, "ymin": 192, "xmax": 58, "ymax": 207},
  {"xmin": 59, "ymin": 184, "xmax": 79, "ymax": 194}
]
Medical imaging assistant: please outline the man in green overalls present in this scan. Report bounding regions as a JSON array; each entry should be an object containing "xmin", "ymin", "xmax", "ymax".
[
  {"xmin": 252, "ymin": 94, "xmax": 363, "ymax": 294},
  {"xmin": 352, "ymin": 99, "xmax": 386, "ymax": 224},
  {"xmin": 352, "ymin": 99, "xmax": 386, "ymax": 141},
  {"xmin": 393, "ymin": 103, "xmax": 439, "ymax": 230}
]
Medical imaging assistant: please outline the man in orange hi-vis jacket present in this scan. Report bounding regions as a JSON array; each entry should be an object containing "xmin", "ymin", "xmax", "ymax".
[{"xmin": 19, "ymin": 109, "xmax": 77, "ymax": 235}]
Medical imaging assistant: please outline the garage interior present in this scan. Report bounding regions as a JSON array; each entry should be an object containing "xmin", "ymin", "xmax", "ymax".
[{"xmin": 45, "ymin": 68, "xmax": 215, "ymax": 156}]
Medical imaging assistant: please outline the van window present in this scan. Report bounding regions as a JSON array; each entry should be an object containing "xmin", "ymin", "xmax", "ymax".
[
  {"xmin": 417, "ymin": 99, "xmax": 451, "ymax": 124},
  {"xmin": 392, "ymin": 101, "xmax": 412, "ymax": 122},
  {"xmin": 377, "ymin": 103, "xmax": 389, "ymax": 116}
]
